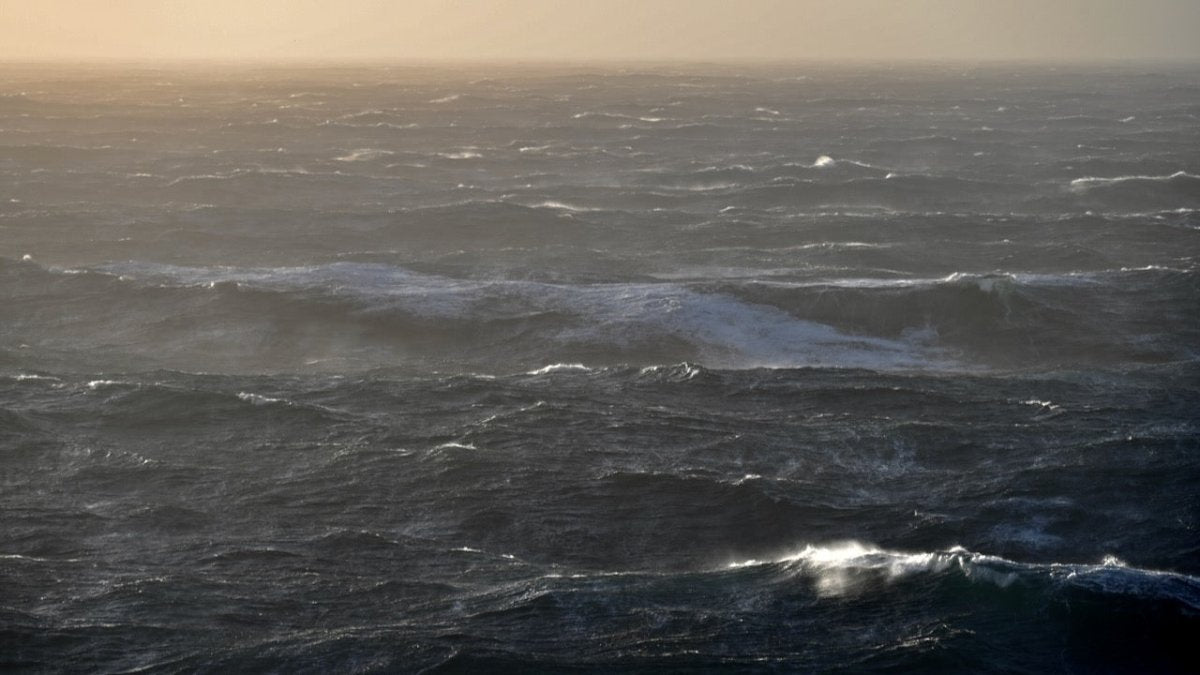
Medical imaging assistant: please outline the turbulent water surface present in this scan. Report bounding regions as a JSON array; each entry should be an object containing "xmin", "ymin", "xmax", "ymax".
[{"xmin": 1, "ymin": 63, "xmax": 1199, "ymax": 672}]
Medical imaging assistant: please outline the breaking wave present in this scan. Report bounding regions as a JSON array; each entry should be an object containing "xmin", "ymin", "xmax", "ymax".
[{"xmin": 727, "ymin": 541, "xmax": 1200, "ymax": 604}]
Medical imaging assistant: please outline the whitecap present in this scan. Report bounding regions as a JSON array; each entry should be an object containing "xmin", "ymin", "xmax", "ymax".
[
  {"xmin": 237, "ymin": 392, "xmax": 287, "ymax": 406},
  {"xmin": 437, "ymin": 151, "xmax": 483, "ymax": 160},
  {"xmin": 11, "ymin": 373, "xmax": 60, "ymax": 382},
  {"xmin": 1069, "ymin": 171, "xmax": 1200, "ymax": 191},
  {"xmin": 637, "ymin": 363, "xmax": 704, "ymax": 380},
  {"xmin": 572, "ymin": 111, "xmax": 666, "ymax": 123},
  {"xmin": 1021, "ymin": 399, "xmax": 1062, "ymax": 411},
  {"xmin": 526, "ymin": 363, "xmax": 592, "ymax": 375},
  {"xmin": 432, "ymin": 441, "xmax": 478, "ymax": 451},
  {"xmin": 528, "ymin": 200, "xmax": 599, "ymax": 212},
  {"xmin": 728, "ymin": 542, "xmax": 1199, "ymax": 600},
  {"xmin": 334, "ymin": 148, "xmax": 394, "ymax": 162}
]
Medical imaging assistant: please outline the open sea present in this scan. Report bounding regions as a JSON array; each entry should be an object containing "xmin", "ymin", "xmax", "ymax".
[{"xmin": 1, "ymin": 62, "xmax": 1198, "ymax": 672}]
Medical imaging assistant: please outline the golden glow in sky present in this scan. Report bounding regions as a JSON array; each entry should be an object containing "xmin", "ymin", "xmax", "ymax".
[{"xmin": 3, "ymin": 0, "xmax": 1199, "ymax": 61}]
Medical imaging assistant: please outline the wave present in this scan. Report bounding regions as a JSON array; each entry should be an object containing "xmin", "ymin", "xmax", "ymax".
[
  {"xmin": 318, "ymin": 119, "xmax": 420, "ymax": 130},
  {"xmin": 1067, "ymin": 171, "xmax": 1200, "ymax": 211},
  {"xmin": 572, "ymin": 111, "xmax": 669, "ymax": 123},
  {"xmin": 163, "ymin": 167, "xmax": 329, "ymax": 186},
  {"xmin": 69, "ymin": 377, "xmax": 354, "ymax": 428},
  {"xmin": 719, "ymin": 265, "xmax": 1199, "ymax": 367},
  {"xmin": 648, "ymin": 157, "xmax": 891, "ymax": 193},
  {"xmin": 756, "ymin": 270, "xmax": 1108, "ymax": 290},
  {"xmin": 1069, "ymin": 171, "xmax": 1200, "ymax": 191},
  {"xmin": 724, "ymin": 541, "xmax": 1200, "ymax": 605},
  {"xmin": 525, "ymin": 363, "xmax": 593, "ymax": 375},
  {"xmin": 526, "ymin": 200, "xmax": 601, "ymax": 212},
  {"xmin": 6, "ymin": 373, "xmax": 61, "ymax": 383},
  {"xmin": 236, "ymin": 391, "xmax": 290, "ymax": 406},
  {"xmin": 436, "ymin": 150, "xmax": 483, "ymax": 160},
  {"xmin": 118, "ymin": 261, "xmax": 938, "ymax": 370},
  {"xmin": 785, "ymin": 156, "xmax": 888, "ymax": 175},
  {"xmin": 361, "ymin": 199, "xmax": 602, "ymax": 246},
  {"xmin": 334, "ymin": 148, "xmax": 395, "ymax": 162},
  {"xmin": 733, "ymin": 173, "xmax": 1021, "ymax": 210},
  {"xmin": 409, "ymin": 540, "xmax": 1200, "ymax": 670},
  {"xmin": 5, "ymin": 256, "xmax": 1196, "ymax": 373},
  {"xmin": 2, "ymin": 259, "xmax": 943, "ymax": 373}
]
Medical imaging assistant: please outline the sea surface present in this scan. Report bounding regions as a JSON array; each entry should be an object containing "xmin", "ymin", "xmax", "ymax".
[{"xmin": 1, "ymin": 62, "xmax": 1198, "ymax": 672}]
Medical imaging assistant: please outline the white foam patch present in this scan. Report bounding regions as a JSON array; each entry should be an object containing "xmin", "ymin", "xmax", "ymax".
[
  {"xmin": 86, "ymin": 262, "xmax": 944, "ymax": 371},
  {"xmin": 567, "ymin": 284, "xmax": 932, "ymax": 370}
]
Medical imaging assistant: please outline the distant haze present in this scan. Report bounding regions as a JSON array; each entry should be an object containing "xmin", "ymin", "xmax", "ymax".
[{"xmin": 3, "ymin": 0, "xmax": 1200, "ymax": 62}]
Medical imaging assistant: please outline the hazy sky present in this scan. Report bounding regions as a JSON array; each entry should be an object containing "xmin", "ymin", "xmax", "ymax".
[{"xmin": 3, "ymin": 0, "xmax": 1200, "ymax": 62}]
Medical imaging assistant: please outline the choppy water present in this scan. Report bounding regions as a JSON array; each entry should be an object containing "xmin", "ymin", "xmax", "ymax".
[{"xmin": 2, "ymin": 63, "xmax": 1198, "ymax": 672}]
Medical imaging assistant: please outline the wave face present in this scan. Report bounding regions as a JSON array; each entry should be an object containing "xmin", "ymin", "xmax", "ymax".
[{"xmin": 2, "ymin": 63, "xmax": 1199, "ymax": 672}]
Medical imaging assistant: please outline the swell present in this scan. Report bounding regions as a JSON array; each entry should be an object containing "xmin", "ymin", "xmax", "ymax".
[
  {"xmin": 730, "ymin": 174, "xmax": 1030, "ymax": 211},
  {"xmin": 3, "ymin": 258, "xmax": 1195, "ymax": 373},
  {"xmin": 7, "ymin": 541, "xmax": 1193, "ymax": 672},
  {"xmin": 414, "ymin": 545, "xmax": 1200, "ymax": 671},
  {"xmin": 1067, "ymin": 171, "xmax": 1200, "ymax": 210},
  {"xmin": 718, "ymin": 267, "xmax": 1200, "ymax": 367},
  {"xmin": 0, "ymin": 258, "xmax": 941, "ymax": 373}
]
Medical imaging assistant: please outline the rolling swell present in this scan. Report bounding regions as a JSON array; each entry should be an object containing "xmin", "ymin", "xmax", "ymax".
[
  {"xmin": 4, "ymin": 257, "xmax": 1194, "ymax": 373},
  {"xmin": 2, "ymin": 258, "xmax": 945, "ymax": 372},
  {"xmin": 1069, "ymin": 171, "xmax": 1200, "ymax": 210},
  {"xmin": 721, "ymin": 267, "xmax": 1200, "ymax": 367}
]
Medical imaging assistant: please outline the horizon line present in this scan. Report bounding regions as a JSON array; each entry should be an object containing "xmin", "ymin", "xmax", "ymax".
[{"xmin": 4, "ymin": 55, "xmax": 1200, "ymax": 68}]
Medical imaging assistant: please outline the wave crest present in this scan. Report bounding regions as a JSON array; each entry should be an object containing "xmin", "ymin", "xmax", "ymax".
[{"xmin": 729, "ymin": 542, "xmax": 1200, "ymax": 603}]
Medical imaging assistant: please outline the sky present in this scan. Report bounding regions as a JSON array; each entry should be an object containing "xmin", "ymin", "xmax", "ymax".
[{"xmin": 3, "ymin": 0, "xmax": 1199, "ymax": 62}]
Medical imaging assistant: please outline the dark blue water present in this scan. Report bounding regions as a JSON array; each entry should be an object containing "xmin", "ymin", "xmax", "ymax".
[{"xmin": 1, "ymin": 63, "xmax": 1198, "ymax": 672}]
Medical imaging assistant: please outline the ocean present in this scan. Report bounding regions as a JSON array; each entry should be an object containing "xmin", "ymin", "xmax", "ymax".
[{"xmin": 1, "ymin": 62, "xmax": 1198, "ymax": 672}]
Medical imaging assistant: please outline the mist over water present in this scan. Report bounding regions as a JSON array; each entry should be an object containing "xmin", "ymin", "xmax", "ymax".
[{"xmin": 2, "ymin": 63, "xmax": 1199, "ymax": 672}]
